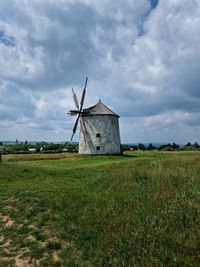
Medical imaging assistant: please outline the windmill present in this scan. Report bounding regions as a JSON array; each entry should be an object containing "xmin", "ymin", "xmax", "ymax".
[{"xmin": 69, "ymin": 78, "xmax": 121, "ymax": 155}]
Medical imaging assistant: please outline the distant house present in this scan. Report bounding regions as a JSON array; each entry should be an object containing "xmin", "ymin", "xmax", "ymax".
[
  {"xmin": 28, "ymin": 148, "xmax": 36, "ymax": 153},
  {"xmin": 62, "ymin": 148, "xmax": 68, "ymax": 152}
]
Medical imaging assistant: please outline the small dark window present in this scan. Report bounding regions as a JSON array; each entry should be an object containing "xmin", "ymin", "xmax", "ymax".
[
  {"xmin": 96, "ymin": 146, "xmax": 100, "ymax": 150},
  {"xmin": 96, "ymin": 133, "xmax": 100, "ymax": 137}
]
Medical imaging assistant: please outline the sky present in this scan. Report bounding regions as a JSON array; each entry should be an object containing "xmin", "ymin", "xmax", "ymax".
[{"xmin": 1, "ymin": 0, "xmax": 200, "ymax": 144}]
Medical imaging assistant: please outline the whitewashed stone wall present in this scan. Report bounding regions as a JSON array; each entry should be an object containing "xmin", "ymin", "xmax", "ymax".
[{"xmin": 79, "ymin": 115, "xmax": 121, "ymax": 155}]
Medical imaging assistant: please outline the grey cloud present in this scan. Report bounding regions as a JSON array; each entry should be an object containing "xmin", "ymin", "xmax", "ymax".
[
  {"xmin": 0, "ymin": 0, "xmax": 151, "ymax": 90},
  {"xmin": 0, "ymin": 81, "xmax": 35, "ymax": 120}
]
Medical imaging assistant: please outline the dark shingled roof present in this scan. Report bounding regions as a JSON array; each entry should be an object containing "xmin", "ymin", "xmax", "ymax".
[{"xmin": 82, "ymin": 100, "xmax": 119, "ymax": 117}]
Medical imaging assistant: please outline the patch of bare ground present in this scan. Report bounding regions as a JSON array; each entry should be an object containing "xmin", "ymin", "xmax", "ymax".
[
  {"xmin": 53, "ymin": 252, "xmax": 60, "ymax": 262},
  {"xmin": 0, "ymin": 214, "xmax": 14, "ymax": 227},
  {"xmin": 46, "ymin": 234, "xmax": 81, "ymax": 263},
  {"xmin": 0, "ymin": 235, "xmax": 4, "ymax": 242},
  {"xmin": 43, "ymin": 225, "xmax": 72, "ymax": 248},
  {"xmin": 1, "ymin": 244, "xmax": 34, "ymax": 267},
  {"xmin": 26, "ymin": 235, "xmax": 36, "ymax": 242},
  {"xmin": 3, "ymin": 152, "xmax": 74, "ymax": 162},
  {"xmin": 3, "ymin": 239, "xmax": 11, "ymax": 248},
  {"xmin": 29, "ymin": 223, "xmax": 37, "ymax": 231},
  {"xmin": 4, "ymin": 205, "xmax": 18, "ymax": 212},
  {"xmin": 0, "ymin": 205, "xmax": 80, "ymax": 265},
  {"xmin": 4, "ymin": 196, "xmax": 18, "ymax": 203},
  {"xmin": 15, "ymin": 256, "xmax": 31, "ymax": 267}
]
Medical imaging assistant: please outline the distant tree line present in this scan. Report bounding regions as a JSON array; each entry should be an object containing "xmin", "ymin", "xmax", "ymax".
[
  {"xmin": 0, "ymin": 141, "xmax": 78, "ymax": 155},
  {"xmin": 1, "ymin": 141, "xmax": 200, "ymax": 155},
  {"xmin": 122, "ymin": 142, "xmax": 200, "ymax": 152}
]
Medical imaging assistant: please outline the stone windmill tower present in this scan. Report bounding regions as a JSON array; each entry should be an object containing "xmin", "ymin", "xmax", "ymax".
[{"xmin": 69, "ymin": 78, "xmax": 121, "ymax": 155}]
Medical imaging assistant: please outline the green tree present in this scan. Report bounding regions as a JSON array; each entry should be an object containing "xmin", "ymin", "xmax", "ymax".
[
  {"xmin": 185, "ymin": 142, "xmax": 191, "ymax": 147},
  {"xmin": 138, "ymin": 143, "xmax": 145, "ymax": 151},
  {"xmin": 35, "ymin": 146, "xmax": 41, "ymax": 153},
  {"xmin": 147, "ymin": 143, "xmax": 156, "ymax": 150},
  {"xmin": 194, "ymin": 142, "xmax": 199, "ymax": 149},
  {"xmin": 172, "ymin": 143, "xmax": 179, "ymax": 150}
]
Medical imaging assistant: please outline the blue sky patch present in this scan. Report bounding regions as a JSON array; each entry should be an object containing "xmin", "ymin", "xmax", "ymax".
[
  {"xmin": 0, "ymin": 31, "xmax": 15, "ymax": 47},
  {"xmin": 138, "ymin": 0, "xmax": 159, "ymax": 36},
  {"xmin": 149, "ymin": 0, "xmax": 159, "ymax": 9}
]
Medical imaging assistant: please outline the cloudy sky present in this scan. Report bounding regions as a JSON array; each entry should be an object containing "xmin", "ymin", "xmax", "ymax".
[{"xmin": 1, "ymin": 0, "xmax": 200, "ymax": 143}]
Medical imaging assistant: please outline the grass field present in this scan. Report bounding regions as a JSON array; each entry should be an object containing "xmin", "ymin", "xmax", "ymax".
[{"xmin": 0, "ymin": 152, "xmax": 199, "ymax": 266}]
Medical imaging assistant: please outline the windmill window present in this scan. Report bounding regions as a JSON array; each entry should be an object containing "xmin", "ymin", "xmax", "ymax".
[
  {"xmin": 96, "ymin": 146, "xmax": 100, "ymax": 150},
  {"xmin": 96, "ymin": 133, "xmax": 100, "ymax": 137}
]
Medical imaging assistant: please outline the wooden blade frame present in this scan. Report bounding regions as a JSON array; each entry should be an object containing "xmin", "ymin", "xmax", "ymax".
[
  {"xmin": 72, "ymin": 87, "xmax": 79, "ymax": 110},
  {"xmin": 70, "ymin": 77, "xmax": 88, "ymax": 141}
]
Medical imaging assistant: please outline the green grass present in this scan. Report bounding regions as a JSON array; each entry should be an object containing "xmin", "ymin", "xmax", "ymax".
[{"xmin": 0, "ymin": 151, "xmax": 199, "ymax": 266}]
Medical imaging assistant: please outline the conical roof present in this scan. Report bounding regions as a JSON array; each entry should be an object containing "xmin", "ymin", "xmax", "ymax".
[{"xmin": 82, "ymin": 100, "xmax": 119, "ymax": 117}]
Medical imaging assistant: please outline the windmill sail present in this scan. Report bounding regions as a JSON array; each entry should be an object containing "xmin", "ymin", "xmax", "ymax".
[
  {"xmin": 69, "ymin": 77, "xmax": 88, "ymax": 141},
  {"xmin": 80, "ymin": 77, "xmax": 88, "ymax": 108},
  {"xmin": 70, "ymin": 115, "xmax": 80, "ymax": 141},
  {"xmin": 72, "ymin": 87, "xmax": 79, "ymax": 110}
]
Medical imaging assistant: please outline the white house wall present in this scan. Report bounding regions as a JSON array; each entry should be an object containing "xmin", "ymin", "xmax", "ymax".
[{"xmin": 79, "ymin": 115, "xmax": 121, "ymax": 155}]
